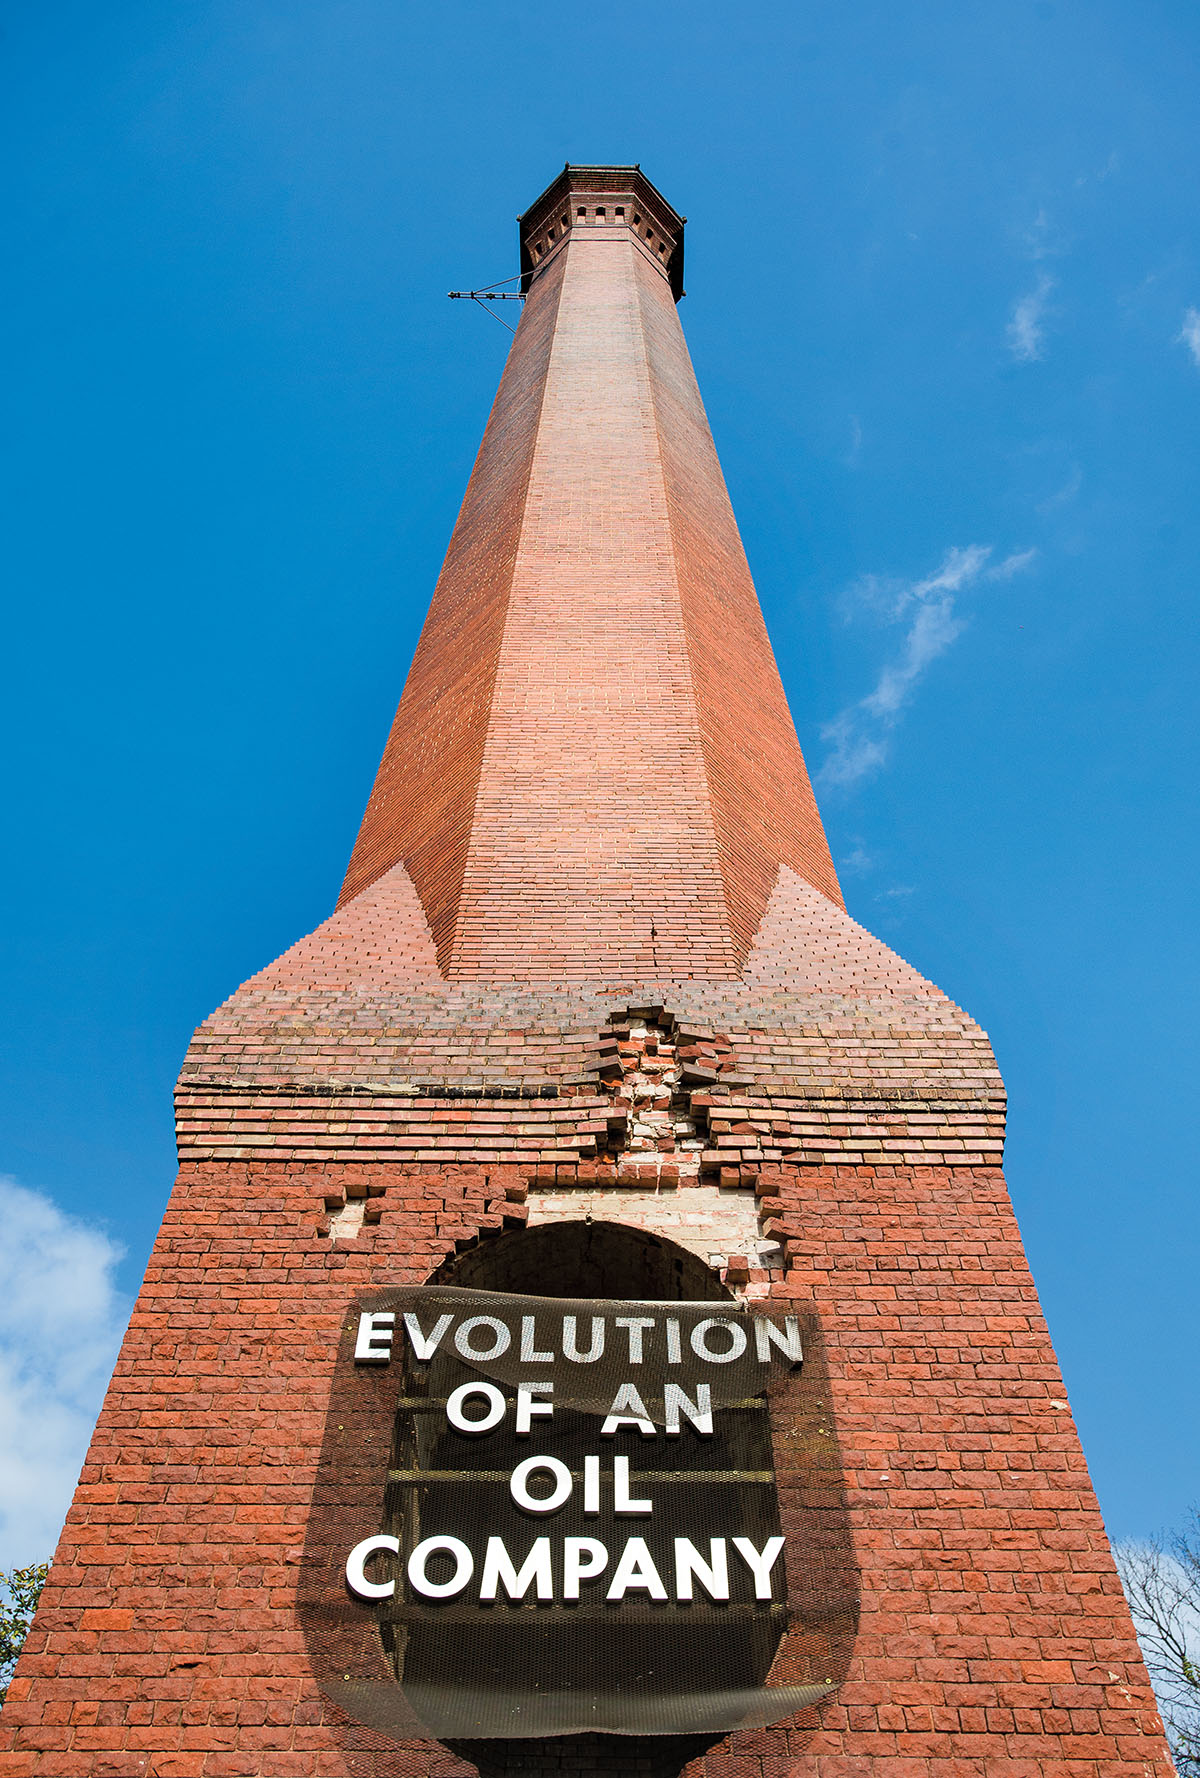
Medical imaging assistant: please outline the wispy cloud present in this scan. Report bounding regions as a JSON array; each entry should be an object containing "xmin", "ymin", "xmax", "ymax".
[
  {"xmin": 1023, "ymin": 208, "xmax": 1058, "ymax": 261},
  {"xmin": 838, "ymin": 843, "xmax": 874, "ymax": 876},
  {"xmin": 988, "ymin": 546, "xmax": 1039, "ymax": 579},
  {"xmin": 1076, "ymin": 151, "xmax": 1120, "ymax": 188},
  {"xmin": 0, "ymin": 1177, "xmax": 130, "ymax": 1571},
  {"xmin": 1008, "ymin": 275, "xmax": 1055, "ymax": 362},
  {"xmin": 1178, "ymin": 307, "xmax": 1200, "ymax": 369},
  {"xmin": 1037, "ymin": 465, "xmax": 1083, "ymax": 513},
  {"xmin": 819, "ymin": 544, "xmax": 1036, "ymax": 788}
]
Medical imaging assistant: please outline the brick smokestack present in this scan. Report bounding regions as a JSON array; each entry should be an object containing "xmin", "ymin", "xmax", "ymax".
[
  {"xmin": 0, "ymin": 165, "xmax": 1172, "ymax": 1778},
  {"xmin": 341, "ymin": 166, "xmax": 841, "ymax": 981}
]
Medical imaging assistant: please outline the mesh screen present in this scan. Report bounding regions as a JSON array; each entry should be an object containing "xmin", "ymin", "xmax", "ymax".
[{"xmin": 299, "ymin": 1280, "xmax": 859, "ymax": 1744}]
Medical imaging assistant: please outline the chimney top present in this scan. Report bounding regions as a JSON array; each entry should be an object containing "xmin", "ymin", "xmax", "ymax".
[{"xmin": 518, "ymin": 164, "xmax": 685, "ymax": 300}]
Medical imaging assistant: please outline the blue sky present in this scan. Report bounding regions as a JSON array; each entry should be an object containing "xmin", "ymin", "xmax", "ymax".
[{"xmin": 2, "ymin": 0, "xmax": 1197, "ymax": 1568}]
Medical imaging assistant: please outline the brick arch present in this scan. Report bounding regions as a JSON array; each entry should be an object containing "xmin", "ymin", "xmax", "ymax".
[{"xmin": 428, "ymin": 1215, "xmax": 733, "ymax": 1302}]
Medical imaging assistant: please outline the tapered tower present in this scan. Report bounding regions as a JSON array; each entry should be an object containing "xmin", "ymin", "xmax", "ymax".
[{"xmin": 0, "ymin": 166, "xmax": 1171, "ymax": 1778}]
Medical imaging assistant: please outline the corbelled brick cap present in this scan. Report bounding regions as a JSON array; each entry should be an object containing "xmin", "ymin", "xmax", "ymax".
[{"xmin": 341, "ymin": 164, "xmax": 842, "ymax": 984}]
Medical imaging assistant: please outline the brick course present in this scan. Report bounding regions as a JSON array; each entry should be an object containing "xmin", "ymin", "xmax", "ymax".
[{"xmin": 0, "ymin": 166, "xmax": 1170, "ymax": 1777}]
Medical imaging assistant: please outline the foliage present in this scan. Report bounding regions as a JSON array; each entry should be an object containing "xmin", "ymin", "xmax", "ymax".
[
  {"xmin": 0, "ymin": 1563, "xmax": 48, "ymax": 1707},
  {"xmin": 1116, "ymin": 1519, "xmax": 1200, "ymax": 1776}
]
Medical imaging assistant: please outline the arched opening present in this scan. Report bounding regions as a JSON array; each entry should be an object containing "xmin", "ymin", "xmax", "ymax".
[
  {"xmin": 299, "ymin": 1219, "xmax": 858, "ymax": 1777},
  {"xmin": 430, "ymin": 1216, "xmax": 732, "ymax": 1303},
  {"xmin": 420, "ymin": 1220, "xmax": 740, "ymax": 1778}
]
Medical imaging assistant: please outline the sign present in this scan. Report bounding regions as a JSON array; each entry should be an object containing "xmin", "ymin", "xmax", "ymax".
[{"xmin": 299, "ymin": 1285, "xmax": 859, "ymax": 1741}]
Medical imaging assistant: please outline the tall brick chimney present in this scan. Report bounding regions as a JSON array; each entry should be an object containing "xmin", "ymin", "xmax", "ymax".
[
  {"xmin": 340, "ymin": 165, "xmax": 841, "ymax": 982},
  {"xmin": 0, "ymin": 166, "xmax": 1172, "ymax": 1778}
]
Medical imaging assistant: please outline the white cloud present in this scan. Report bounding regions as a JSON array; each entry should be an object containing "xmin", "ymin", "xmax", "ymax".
[
  {"xmin": 988, "ymin": 547, "xmax": 1039, "ymax": 580},
  {"xmin": 819, "ymin": 716, "xmax": 888, "ymax": 787},
  {"xmin": 838, "ymin": 844, "xmax": 874, "ymax": 876},
  {"xmin": 1007, "ymin": 275, "xmax": 1055, "ymax": 362},
  {"xmin": 1179, "ymin": 307, "xmax": 1200, "ymax": 369},
  {"xmin": 819, "ymin": 543, "xmax": 1036, "ymax": 788},
  {"xmin": 0, "ymin": 1177, "xmax": 130, "ymax": 1572}
]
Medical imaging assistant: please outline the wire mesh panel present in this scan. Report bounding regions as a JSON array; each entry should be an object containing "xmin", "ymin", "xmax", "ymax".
[{"xmin": 299, "ymin": 1266, "xmax": 858, "ymax": 1744}]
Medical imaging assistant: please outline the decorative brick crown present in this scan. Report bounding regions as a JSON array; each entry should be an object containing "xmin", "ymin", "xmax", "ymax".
[{"xmin": 518, "ymin": 163, "xmax": 685, "ymax": 299}]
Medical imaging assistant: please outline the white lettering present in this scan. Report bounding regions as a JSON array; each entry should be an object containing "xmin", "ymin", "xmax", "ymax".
[
  {"xmin": 520, "ymin": 1316, "xmax": 552, "ymax": 1363},
  {"xmin": 663, "ymin": 1382, "xmax": 713, "ymax": 1436},
  {"xmin": 408, "ymin": 1535, "xmax": 474, "ymax": 1599},
  {"xmin": 606, "ymin": 1537, "xmax": 667, "ymax": 1601},
  {"xmin": 354, "ymin": 1311, "xmax": 395, "ymax": 1364},
  {"xmin": 754, "ymin": 1316, "xmax": 803, "ymax": 1364},
  {"xmin": 583, "ymin": 1453, "xmax": 601, "ymax": 1515},
  {"xmin": 446, "ymin": 1381, "xmax": 506, "ymax": 1434},
  {"xmin": 348, "ymin": 1529, "xmax": 787, "ymax": 1607},
  {"xmin": 510, "ymin": 1455, "xmax": 573, "ymax": 1514},
  {"xmin": 674, "ymin": 1537, "xmax": 729, "ymax": 1602},
  {"xmin": 479, "ymin": 1536, "xmax": 553, "ymax": 1602},
  {"xmin": 612, "ymin": 1454, "xmax": 651, "ymax": 1515},
  {"xmin": 454, "ymin": 1315, "xmax": 511, "ymax": 1361},
  {"xmin": 562, "ymin": 1315, "xmax": 605, "ymax": 1363},
  {"xmin": 563, "ymin": 1536, "xmax": 608, "ymax": 1600},
  {"xmin": 731, "ymin": 1534, "xmax": 786, "ymax": 1599},
  {"xmin": 515, "ymin": 1382, "xmax": 554, "ymax": 1435},
  {"xmin": 614, "ymin": 1316, "xmax": 655, "ymax": 1363},
  {"xmin": 346, "ymin": 1534, "xmax": 400, "ymax": 1599},
  {"xmin": 402, "ymin": 1311, "xmax": 453, "ymax": 1361},
  {"xmin": 665, "ymin": 1318, "xmax": 682, "ymax": 1364},
  {"xmin": 690, "ymin": 1317, "xmax": 748, "ymax": 1363},
  {"xmin": 601, "ymin": 1383, "xmax": 656, "ymax": 1437}
]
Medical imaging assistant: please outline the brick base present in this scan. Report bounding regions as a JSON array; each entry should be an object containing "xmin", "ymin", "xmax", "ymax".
[{"xmin": 0, "ymin": 1159, "xmax": 1170, "ymax": 1777}]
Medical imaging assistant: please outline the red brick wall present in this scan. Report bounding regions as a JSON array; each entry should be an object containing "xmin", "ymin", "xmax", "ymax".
[
  {"xmin": 174, "ymin": 867, "xmax": 1003, "ymax": 1174},
  {"xmin": 339, "ymin": 208, "xmax": 841, "ymax": 985},
  {"xmin": 0, "ymin": 1160, "xmax": 1170, "ymax": 1777},
  {"xmin": 447, "ymin": 228, "xmax": 737, "ymax": 983},
  {"xmin": 337, "ymin": 251, "xmax": 566, "ymax": 966},
  {"xmin": 632, "ymin": 250, "xmax": 844, "ymax": 950}
]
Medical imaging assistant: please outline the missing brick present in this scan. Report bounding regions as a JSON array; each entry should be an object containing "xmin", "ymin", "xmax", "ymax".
[
  {"xmin": 317, "ymin": 1183, "xmax": 385, "ymax": 1241},
  {"xmin": 327, "ymin": 1198, "xmax": 367, "ymax": 1239}
]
